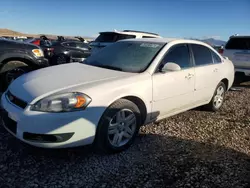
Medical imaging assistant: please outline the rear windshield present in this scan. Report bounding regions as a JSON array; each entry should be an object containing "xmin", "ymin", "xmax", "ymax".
[
  {"xmin": 225, "ymin": 37, "xmax": 250, "ymax": 50},
  {"xmin": 94, "ymin": 32, "xmax": 136, "ymax": 43}
]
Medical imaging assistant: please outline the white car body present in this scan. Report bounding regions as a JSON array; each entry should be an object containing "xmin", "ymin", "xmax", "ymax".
[
  {"xmin": 223, "ymin": 35, "xmax": 250, "ymax": 76},
  {"xmin": 1, "ymin": 38, "xmax": 234, "ymax": 149}
]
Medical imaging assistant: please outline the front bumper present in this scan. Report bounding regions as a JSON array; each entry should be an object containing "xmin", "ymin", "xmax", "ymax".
[
  {"xmin": 34, "ymin": 57, "xmax": 50, "ymax": 67},
  {"xmin": 71, "ymin": 57, "xmax": 86, "ymax": 62},
  {"xmin": 235, "ymin": 68, "xmax": 250, "ymax": 76},
  {"xmin": 0, "ymin": 93, "xmax": 99, "ymax": 148}
]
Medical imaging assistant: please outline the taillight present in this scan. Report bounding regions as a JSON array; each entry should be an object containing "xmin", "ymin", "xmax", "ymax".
[
  {"xmin": 47, "ymin": 48, "xmax": 54, "ymax": 52},
  {"xmin": 32, "ymin": 40, "xmax": 40, "ymax": 46},
  {"xmin": 218, "ymin": 48, "xmax": 224, "ymax": 55}
]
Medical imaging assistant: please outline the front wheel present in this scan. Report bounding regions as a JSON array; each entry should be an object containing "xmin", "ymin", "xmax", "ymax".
[
  {"xmin": 204, "ymin": 82, "xmax": 226, "ymax": 112},
  {"xmin": 94, "ymin": 99, "xmax": 142, "ymax": 154},
  {"xmin": 0, "ymin": 61, "xmax": 30, "ymax": 91},
  {"xmin": 55, "ymin": 54, "xmax": 70, "ymax": 65}
]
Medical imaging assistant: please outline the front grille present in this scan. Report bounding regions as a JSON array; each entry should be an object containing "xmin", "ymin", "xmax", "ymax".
[
  {"xmin": 6, "ymin": 91, "xmax": 27, "ymax": 109},
  {"xmin": 1, "ymin": 109, "xmax": 17, "ymax": 134}
]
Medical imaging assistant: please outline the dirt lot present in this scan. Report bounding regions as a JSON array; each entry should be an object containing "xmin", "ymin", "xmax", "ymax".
[{"xmin": 0, "ymin": 82, "xmax": 249, "ymax": 188}]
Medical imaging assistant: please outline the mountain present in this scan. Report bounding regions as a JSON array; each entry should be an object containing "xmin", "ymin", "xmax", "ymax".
[
  {"xmin": 0, "ymin": 28, "xmax": 94, "ymax": 41},
  {"xmin": 0, "ymin": 28, "xmax": 25, "ymax": 36},
  {"xmin": 185, "ymin": 37, "xmax": 226, "ymax": 46},
  {"xmin": 200, "ymin": 38, "xmax": 226, "ymax": 46}
]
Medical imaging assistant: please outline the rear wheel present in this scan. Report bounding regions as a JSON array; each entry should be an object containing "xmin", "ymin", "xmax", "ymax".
[
  {"xmin": 0, "ymin": 61, "xmax": 30, "ymax": 91},
  {"xmin": 204, "ymin": 82, "xmax": 226, "ymax": 112},
  {"xmin": 95, "ymin": 99, "xmax": 142, "ymax": 154},
  {"xmin": 55, "ymin": 54, "xmax": 70, "ymax": 65}
]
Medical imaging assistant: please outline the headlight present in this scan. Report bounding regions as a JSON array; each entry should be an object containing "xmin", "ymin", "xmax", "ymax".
[
  {"xmin": 32, "ymin": 49, "xmax": 44, "ymax": 57},
  {"xmin": 30, "ymin": 92, "xmax": 92, "ymax": 112}
]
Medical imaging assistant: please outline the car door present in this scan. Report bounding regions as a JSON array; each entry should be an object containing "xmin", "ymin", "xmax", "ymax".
[
  {"xmin": 210, "ymin": 49, "xmax": 223, "ymax": 83},
  {"xmin": 152, "ymin": 43, "xmax": 195, "ymax": 118},
  {"xmin": 190, "ymin": 44, "xmax": 221, "ymax": 103},
  {"xmin": 75, "ymin": 42, "xmax": 91, "ymax": 58}
]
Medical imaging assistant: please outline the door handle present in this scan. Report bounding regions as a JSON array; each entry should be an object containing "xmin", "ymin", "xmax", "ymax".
[
  {"xmin": 185, "ymin": 73, "xmax": 194, "ymax": 79},
  {"xmin": 213, "ymin": 68, "xmax": 218, "ymax": 72}
]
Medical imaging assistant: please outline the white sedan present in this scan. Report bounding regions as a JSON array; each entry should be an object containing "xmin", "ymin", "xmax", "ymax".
[{"xmin": 0, "ymin": 38, "xmax": 234, "ymax": 153}]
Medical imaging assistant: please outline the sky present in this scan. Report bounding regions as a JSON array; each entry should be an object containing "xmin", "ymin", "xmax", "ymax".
[{"xmin": 0, "ymin": 0, "xmax": 249, "ymax": 41}]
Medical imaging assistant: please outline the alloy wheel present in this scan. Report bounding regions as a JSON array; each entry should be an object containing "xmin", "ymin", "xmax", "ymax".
[
  {"xmin": 213, "ymin": 85, "xmax": 225, "ymax": 109},
  {"xmin": 108, "ymin": 109, "xmax": 137, "ymax": 147}
]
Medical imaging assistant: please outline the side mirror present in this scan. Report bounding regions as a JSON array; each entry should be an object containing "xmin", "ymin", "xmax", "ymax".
[{"xmin": 161, "ymin": 62, "xmax": 181, "ymax": 73}]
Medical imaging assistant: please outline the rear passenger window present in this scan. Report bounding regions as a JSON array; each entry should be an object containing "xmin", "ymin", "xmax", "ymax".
[
  {"xmin": 211, "ymin": 50, "xmax": 222, "ymax": 63},
  {"xmin": 161, "ymin": 44, "xmax": 191, "ymax": 69},
  {"xmin": 142, "ymin": 36, "xmax": 157, "ymax": 38},
  {"xmin": 191, "ymin": 44, "xmax": 213, "ymax": 66},
  {"xmin": 62, "ymin": 42, "xmax": 76, "ymax": 47},
  {"xmin": 75, "ymin": 42, "xmax": 89, "ymax": 49},
  {"xmin": 95, "ymin": 33, "xmax": 135, "ymax": 42},
  {"xmin": 117, "ymin": 34, "xmax": 136, "ymax": 40}
]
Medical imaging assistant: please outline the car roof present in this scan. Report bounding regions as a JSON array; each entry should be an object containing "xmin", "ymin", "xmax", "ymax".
[
  {"xmin": 99, "ymin": 30, "xmax": 161, "ymax": 37},
  {"xmin": 229, "ymin": 35, "xmax": 250, "ymax": 38},
  {"xmin": 120, "ymin": 38, "xmax": 211, "ymax": 46}
]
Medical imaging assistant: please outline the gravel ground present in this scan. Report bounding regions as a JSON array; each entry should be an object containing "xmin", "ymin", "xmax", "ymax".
[{"xmin": 0, "ymin": 82, "xmax": 250, "ymax": 188}]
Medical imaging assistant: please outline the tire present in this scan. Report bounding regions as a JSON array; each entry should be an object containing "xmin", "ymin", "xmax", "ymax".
[
  {"xmin": 94, "ymin": 99, "xmax": 142, "ymax": 154},
  {"xmin": 0, "ymin": 61, "xmax": 30, "ymax": 91},
  {"xmin": 55, "ymin": 54, "xmax": 70, "ymax": 65},
  {"xmin": 233, "ymin": 72, "xmax": 245, "ymax": 85},
  {"xmin": 204, "ymin": 82, "xmax": 226, "ymax": 112}
]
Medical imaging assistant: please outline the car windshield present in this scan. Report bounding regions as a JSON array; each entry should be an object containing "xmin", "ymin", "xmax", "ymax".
[{"xmin": 83, "ymin": 41, "xmax": 164, "ymax": 73}]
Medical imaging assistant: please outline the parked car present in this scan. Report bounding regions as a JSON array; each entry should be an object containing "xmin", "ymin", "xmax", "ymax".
[
  {"xmin": 0, "ymin": 38, "xmax": 234, "ymax": 153},
  {"xmin": 55, "ymin": 36, "xmax": 89, "ymax": 43},
  {"xmin": 49, "ymin": 40, "xmax": 91, "ymax": 65},
  {"xmin": 74, "ymin": 36, "xmax": 89, "ymax": 43},
  {"xmin": 90, "ymin": 29, "xmax": 161, "ymax": 54},
  {"xmin": 213, "ymin": 45, "xmax": 224, "ymax": 54},
  {"xmin": 0, "ymin": 38, "xmax": 49, "ymax": 91},
  {"xmin": 1, "ymin": 36, "xmax": 14, "ymax": 40},
  {"xmin": 24, "ymin": 37, "xmax": 55, "ymax": 59},
  {"xmin": 222, "ymin": 35, "xmax": 250, "ymax": 83}
]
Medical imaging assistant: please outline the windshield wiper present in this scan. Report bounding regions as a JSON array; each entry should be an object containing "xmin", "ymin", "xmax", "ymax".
[{"xmin": 95, "ymin": 64, "xmax": 123, "ymax": 71}]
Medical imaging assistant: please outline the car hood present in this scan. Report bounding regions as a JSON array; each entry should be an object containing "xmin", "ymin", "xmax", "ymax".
[{"xmin": 9, "ymin": 63, "xmax": 133, "ymax": 103}]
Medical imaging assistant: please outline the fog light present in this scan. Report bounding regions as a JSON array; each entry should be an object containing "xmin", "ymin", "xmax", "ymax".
[{"xmin": 23, "ymin": 132, "xmax": 74, "ymax": 143}]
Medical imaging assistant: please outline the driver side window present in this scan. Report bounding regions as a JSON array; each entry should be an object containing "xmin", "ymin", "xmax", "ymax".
[{"xmin": 159, "ymin": 44, "xmax": 192, "ymax": 71}]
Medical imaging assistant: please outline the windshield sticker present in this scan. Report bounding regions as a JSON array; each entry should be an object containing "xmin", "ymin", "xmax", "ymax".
[{"xmin": 140, "ymin": 43, "xmax": 160, "ymax": 48}]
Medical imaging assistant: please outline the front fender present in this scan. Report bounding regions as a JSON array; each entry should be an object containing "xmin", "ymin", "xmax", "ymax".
[
  {"xmin": 86, "ymin": 80, "xmax": 153, "ymax": 124},
  {"xmin": 0, "ymin": 51, "xmax": 36, "ymax": 66}
]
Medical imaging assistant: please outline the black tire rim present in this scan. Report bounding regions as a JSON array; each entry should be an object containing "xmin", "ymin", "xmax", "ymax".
[
  {"xmin": 57, "ymin": 56, "xmax": 67, "ymax": 64},
  {"xmin": 5, "ymin": 68, "xmax": 26, "ymax": 85}
]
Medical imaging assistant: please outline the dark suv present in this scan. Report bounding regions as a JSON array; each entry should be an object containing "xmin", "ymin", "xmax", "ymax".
[{"xmin": 0, "ymin": 39, "xmax": 49, "ymax": 91}]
